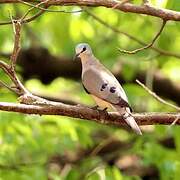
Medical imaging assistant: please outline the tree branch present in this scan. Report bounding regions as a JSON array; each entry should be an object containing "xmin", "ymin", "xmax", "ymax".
[
  {"xmin": 85, "ymin": 10, "xmax": 180, "ymax": 59},
  {"xmin": 136, "ymin": 80, "xmax": 180, "ymax": 111},
  {"xmin": 0, "ymin": 3, "xmax": 53, "ymax": 104},
  {"xmin": 10, "ymin": 18, "xmax": 21, "ymax": 68},
  {"xmin": 18, "ymin": 0, "xmax": 83, "ymax": 13},
  {"xmin": 1, "ymin": 0, "xmax": 180, "ymax": 21},
  {"xmin": 118, "ymin": 20, "xmax": 167, "ymax": 54},
  {"xmin": 0, "ymin": 16, "xmax": 29, "ymax": 95},
  {"xmin": 0, "ymin": 102, "xmax": 179, "ymax": 126},
  {"xmin": 0, "ymin": 0, "xmax": 48, "ymax": 25}
]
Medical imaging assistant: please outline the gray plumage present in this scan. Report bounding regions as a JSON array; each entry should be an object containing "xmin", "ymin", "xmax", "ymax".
[{"xmin": 75, "ymin": 43, "xmax": 142, "ymax": 135}]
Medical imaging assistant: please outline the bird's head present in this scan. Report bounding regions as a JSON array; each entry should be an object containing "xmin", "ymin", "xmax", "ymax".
[{"xmin": 74, "ymin": 43, "xmax": 93, "ymax": 60}]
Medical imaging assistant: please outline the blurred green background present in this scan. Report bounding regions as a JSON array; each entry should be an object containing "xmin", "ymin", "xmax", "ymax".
[{"xmin": 0, "ymin": 0, "xmax": 180, "ymax": 179}]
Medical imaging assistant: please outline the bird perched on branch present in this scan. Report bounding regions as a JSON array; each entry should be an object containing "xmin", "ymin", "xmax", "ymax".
[{"xmin": 75, "ymin": 43, "xmax": 142, "ymax": 135}]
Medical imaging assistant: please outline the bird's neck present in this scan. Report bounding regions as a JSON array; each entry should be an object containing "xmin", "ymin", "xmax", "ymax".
[{"xmin": 80, "ymin": 54, "xmax": 98, "ymax": 71}]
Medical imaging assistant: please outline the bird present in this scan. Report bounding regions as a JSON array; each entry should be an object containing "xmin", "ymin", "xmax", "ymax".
[{"xmin": 74, "ymin": 43, "xmax": 142, "ymax": 135}]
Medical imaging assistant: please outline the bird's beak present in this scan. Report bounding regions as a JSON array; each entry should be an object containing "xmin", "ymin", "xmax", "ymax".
[{"xmin": 73, "ymin": 52, "xmax": 80, "ymax": 60}]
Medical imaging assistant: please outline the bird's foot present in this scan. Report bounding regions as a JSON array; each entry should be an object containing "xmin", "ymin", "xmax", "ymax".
[
  {"xmin": 91, "ymin": 106, "xmax": 109, "ymax": 122},
  {"xmin": 98, "ymin": 107, "xmax": 109, "ymax": 122},
  {"xmin": 91, "ymin": 105, "xmax": 99, "ymax": 110},
  {"xmin": 102, "ymin": 107, "xmax": 108, "ymax": 112},
  {"xmin": 91, "ymin": 106, "xmax": 108, "ymax": 113}
]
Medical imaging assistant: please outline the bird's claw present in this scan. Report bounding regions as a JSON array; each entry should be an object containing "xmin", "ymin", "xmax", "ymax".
[
  {"xmin": 98, "ymin": 107, "xmax": 109, "ymax": 118},
  {"xmin": 102, "ymin": 107, "xmax": 108, "ymax": 112},
  {"xmin": 91, "ymin": 106, "xmax": 108, "ymax": 112},
  {"xmin": 91, "ymin": 106, "xmax": 109, "ymax": 120},
  {"xmin": 91, "ymin": 105, "xmax": 99, "ymax": 110}
]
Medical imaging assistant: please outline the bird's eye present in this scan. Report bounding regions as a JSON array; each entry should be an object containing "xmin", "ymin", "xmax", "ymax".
[{"xmin": 83, "ymin": 47, "xmax": 86, "ymax": 51}]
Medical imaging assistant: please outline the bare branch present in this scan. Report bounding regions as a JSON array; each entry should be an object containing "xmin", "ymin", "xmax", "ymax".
[
  {"xmin": 1, "ymin": 1, "xmax": 179, "ymax": 59},
  {"xmin": 0, "ymin": 0, "xmax": 82, "ymax": 26},
  {"xmin": 118, "ymin": 20, "xmax": 167, "ymax": 54},
  {"xmin": 85, "ymin": 10, "xmax": 180, "ymax": 59},
  {"xmin": 90, "ymin": 136, "xmax": 114, "ymax": 156},
  {"xmin": 0, "ymin": 80, "xmax": 18, "ymax": 93},
  {"xmin": 0, "ymin": 60, "xmax": 27, "ymax": 95},
  {"xmin": 0, "ymin": 0, "xmax": 180, "ymax": 21},
  {"xmin": 4, "ymin": 16, "xmax": 30, "ymax": 95},
  {"xmin": 111, "ymin": 0, "xmax": 130, "ymax": 9},
  {"xmin": 0, "ymin": 60, "xmax": 10, "ymax": 72},
  {"xmin": 0, "ymin": 5, "xmax": 39, "ymax": 95},
  {"xmin": 0, "ymin": 9, "xmax": 45, "ymax": 26},
  {"xmin": 0, "ymin": 4, "xmax": 86, "ymax": 108},
  {"xmin": 170, "ymin": 114, "xmax": 180, "ymax": 126},
  {"xmin": 0, "ymin": 101, "xmax": 179, "ymax": 127},
  {"xmin": 18, "ymin": 0, "xmax": 83, "ymax": 13},
  {"xmin": 0, "ymin": 0, "xmax": 48, "ymax": 25},
  {"xmin": 10, "ymin": 18, "xmax": 21, "ymax": 68},
  {"xmin": 136, "ymin": 79, "xmax": 180, "ymax": 111}
]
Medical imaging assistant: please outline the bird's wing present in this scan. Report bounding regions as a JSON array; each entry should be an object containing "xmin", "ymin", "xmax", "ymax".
[{"xmin": 82, "ymin": 65, "xmax": 131, "ymax": 109}]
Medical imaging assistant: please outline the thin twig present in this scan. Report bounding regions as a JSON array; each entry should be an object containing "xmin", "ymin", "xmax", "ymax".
[
  {"xmin": 0, "ymin": 60, "xmax": 11, "ymax": 76},
  {"xmin": 0, "ymin": 3, "xmax": 57, "ymax": 105},
  {"xmin": 0, "ymin": 2, "xmax": 179, "ymax": 59},
  {"xmin": 0, "ymin": 8, "xmax": 35, "ymax": 95},
  {"xmin": 85, "ymin": 9, "xmax": 180, "ymax": 59},
  {"xmin": 170, "ymin": 114, "xmax": 180, "ymax": 126},
  {"xmin": 0, "ymin": 0, "xmax": 82, "ymax": 26},
  {"xmin": 0, "ymin": 10, "xmax": 45, "ymax": 26},
  {"xmin": 136, "ymin": 79, "xmax": 180, "ymax": 111},
  {"xmin": 0, "ymin": 0, "xmax": 48, "ymax": 25},
  {"xmin": 10, "ymin": 18, "xmax": 21, "ymax": 68},
  {"xmin": 118, "ymin": 20, "xmax": 167, "ymax": 54},
  {"xmin": 90, "ymin": 136, "xmax": 114, "ymax": 156},
  {"xmin": 0, "ymin": 0, "xmax": 180, "ymax": 21},
  {"xmin": 0, "ymin": 60, "xmax": 22, "ymax": 95},
  {"xmin": 20, "ymin": 0, "xmax": 49, "ymax": 20},
  {"xmin": 0, "ymin": 80, "xmax": 17, "ymax": 93},
  {"xmin": 111, "ymin": 0, "xmax": 130, "ymax": 10},
  {"xmin": 0, "ymin": 60, "xmax": 9, "ymax": 69},
  {"xmin": 18, "ymin": 0, "xmax": 83, "ymax": 13},
  {"xmin": 0, "ymin": 61, "xmax": 22, "ymax": 95},
  {"xmin": 8, "ymin": 15, "xmax": 29, "ymax": 94}
]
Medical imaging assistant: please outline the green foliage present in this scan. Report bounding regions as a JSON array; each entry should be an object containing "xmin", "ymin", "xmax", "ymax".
[{"xmin": 0, "ymin": 0, "xmax": 180, "ymax": 179}]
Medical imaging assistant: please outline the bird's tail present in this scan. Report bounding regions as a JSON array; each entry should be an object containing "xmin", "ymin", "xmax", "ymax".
[{"xmin": 114, "ymin": 105, "xmax": 142, "ymax": 135}]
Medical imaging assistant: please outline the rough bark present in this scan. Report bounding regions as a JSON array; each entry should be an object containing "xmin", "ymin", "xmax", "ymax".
[{"xmin": 0, "ymin": 102, "xmax": 179, "ymax": 127}]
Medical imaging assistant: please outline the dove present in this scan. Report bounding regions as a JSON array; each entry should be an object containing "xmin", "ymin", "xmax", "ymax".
[{"xmin": 75, "ymin": 43, "xmax": 142, "ymax": 135}]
